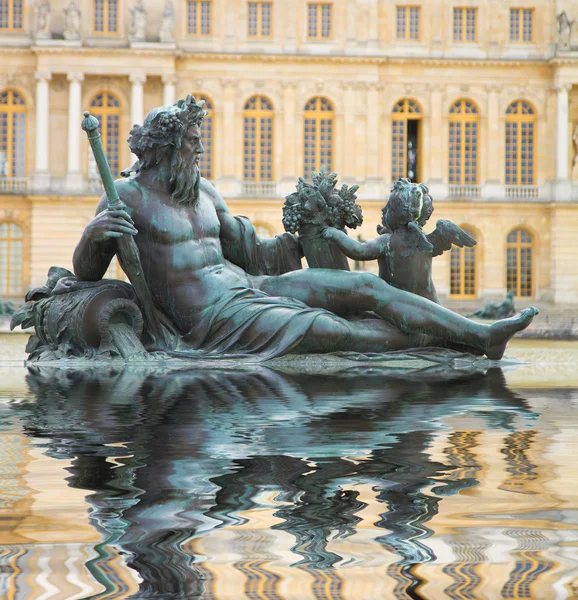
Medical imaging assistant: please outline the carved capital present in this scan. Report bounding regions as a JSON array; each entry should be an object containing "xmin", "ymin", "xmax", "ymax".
[
  {"xmin": 129, "ymin": 71, "xmax": 146, "ymax": 85},
  {"xmin": 281, "ymin": 80, "xmax": 299, "ymax": 90},
  {"xmin": 484, "ymin": 84, "xmax": 500, "ymax": 94},
  {"xmin": 35, "ymin": 70, "xmax": 52, "ymax": 83},
  {"xmin": 67, "ymin": 72, "xmax": 85, "ymax": 83},
  {"xmin": 556, "ymin": 83, "xmax": 573, "ymax": 93},
  {"xmin": 161, "ymin": 73, "xmax": 177, "ymax": 86},
  {"xmin": 220, "ymin": 78, "xmax": 239, "ymax": 89}
]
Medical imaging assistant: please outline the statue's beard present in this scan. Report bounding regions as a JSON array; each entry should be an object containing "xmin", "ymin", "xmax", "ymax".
[{"xmin": 170, "ymin": 151, "xmax": 201, "ymax": 207}]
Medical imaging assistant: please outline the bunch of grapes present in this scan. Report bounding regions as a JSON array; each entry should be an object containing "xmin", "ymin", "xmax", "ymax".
[
  {"xmin": 282, "ymin": 196, "xmax": 304, "ymax": 233},
  {"xmin": 282, "ymin": 168, "xmax": 363, "ymax": 234},
  {"xmin": 326, "ymin": 184, "xmax": 362, "ymax": 230}
]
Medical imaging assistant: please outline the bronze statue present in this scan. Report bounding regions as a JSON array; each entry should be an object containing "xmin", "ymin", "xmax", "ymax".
[
  {"xmin": 468, "ymin": 292, "xmax": 516, "ymax": 320},
  {"xmin": 323, "ymin": 179, "xmax": 476, "ymax": 304},
  {"xmin": 13, "ymin": 96, "xmax": 537, "ymax": 362}
]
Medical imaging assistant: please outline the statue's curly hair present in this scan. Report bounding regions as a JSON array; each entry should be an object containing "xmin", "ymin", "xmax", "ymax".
[
  {"xmin": 126, "ymin": 94, "xmax": 207, "ymax": 172},
  {"xmin": 383, "ymin": 178, "xmax": 433, "ymax": 231}
]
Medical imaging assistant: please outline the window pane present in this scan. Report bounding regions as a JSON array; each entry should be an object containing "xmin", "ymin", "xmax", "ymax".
[
  {"xmin": 321, "ymin": 4, "xmax": 331, "ymax": 38},
  {"xmin": 409, "ymin": 7, "xmax": 419, "ymax": 40},
  {"xmin": 396, "ymin": 6, "xmax": 406, "ymax": 39},
  {"xmin": 523, "ymin": 9, "xmax": 532, "ymax": 42},
  {"xmin": 453, "ymin": 8, "xmax": 463, "ymax": 42},
  {"xmin": 261, "ymin": 2, "xmax": 271, "ymax": 36},
  {"xmin": 243, "ymin": 117, "xmax": 257, "ymax": 180},
  {"xmin": 466, "ymin": 8, "xmax": 476, "ymax": 41},
  {"xmin": 94, "ymin": 0, "xmax": 105, "ymax": 32},
  {"xmin": 308, "ymin": 4, "xmax": 318, "ymax": 38},
  {"xmin": 510, "ymin": 9, "xmax": 520, "ymax": 42},
  {"xmin": 248, "ymin": 2, "xmax": 258, "ymax": 36}
]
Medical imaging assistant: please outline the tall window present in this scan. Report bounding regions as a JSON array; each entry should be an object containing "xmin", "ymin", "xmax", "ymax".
[
  {"xmin": 0, "ymin": 222, "xmax": 23, "ymax": 294},
  {"xmin": 188, "ymin": 0, "xmax": 212, "ymax": 36},
  {"xmin": 506, "ymin": 228, "xmax": 533, "ymax": 298},
  {"xmin": 248, "ymin": 1, "xmax": 272, "ymax": 38},
  {"xmin": 307, "ymin": 3, "xmax": 332, "ymax": 39},
  {"xmin": 396, "ymin": 6, "xmax": 420, "ymax": 41},
  {"xmin": 453, "ymin": 7, "xmax": 477, "ymax": 42},
  {"xmin": 391, "ymin": 98, "xmax": 421, "ymax": 182},
  {"xmin": 303, "ymin": 97, "xmax": 334, "ymax": 177},
  {"xmin": 93, "ymin": 0, "xmax": 118, "ymax": 34},
  {"xmin": 0, "ymin": 90, "xmax": 26, "ymax": 178},
  {"xmin": 243, "ymin": 96, "xmax": 274, "ymax": 182},
  {"xmin": 450, "ymin": 227, "xmax": 477, "ymax": 298},
  {"xmin": 195, "ymin": 94, "xmax": 213, "ymax": 180},
  {"xmin": 505, "ymin": 101, "xmax": 536, "ymax": 186},
  {"xmin": 0, "ymin": 0, "xmax": 24, "ymax": 30},
  {"xmin": 448, "ymin": 99, "xmax": 479, "ymax": 185},
  {"xmin": 510, "ymin": 8, "xmax": 533, "ymax": 43},
  {"xmin": 89, "ymin": 93, "xmax": 121, "ymax": 179}
]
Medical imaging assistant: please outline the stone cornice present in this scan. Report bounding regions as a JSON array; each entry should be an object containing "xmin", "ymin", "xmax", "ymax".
[{"xmin": 0, "ymin": 45, "xmax": 556, "ymax": 68}]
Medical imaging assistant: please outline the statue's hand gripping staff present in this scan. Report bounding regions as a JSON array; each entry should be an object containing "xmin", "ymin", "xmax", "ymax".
[{"xmin": 81, "ymin": 111, "xmax": 168, "ymax": 349}]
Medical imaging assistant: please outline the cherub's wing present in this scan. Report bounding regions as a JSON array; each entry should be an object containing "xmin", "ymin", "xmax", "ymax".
[{"xmin": 427, "ymin": 220, "xmax": 477, "ymax": 257}]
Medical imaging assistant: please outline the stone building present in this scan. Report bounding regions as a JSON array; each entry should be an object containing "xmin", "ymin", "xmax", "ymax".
[{"xmin": 1, "ymin": 0, "xmax": 578, "ymax": 307}]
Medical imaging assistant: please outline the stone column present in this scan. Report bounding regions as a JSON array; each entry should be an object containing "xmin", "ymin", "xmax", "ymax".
[
  {"xmin": 484, "ymin": 84, "xmax": 503, "ymax": 199},
  {"xmin": 218, "ymin": 79, "xmax": 240, "ymax": 196},
  {"xmin": 65, "ymin": 72, "xmax": 84, "ymax": 192},
  {"xmin": 366, "ymin": 83, "xmax": 380, "ymax": 180},
  {"xmin": 426, "ymin": 84, "xmax": 447, "ymax": 199},
  {"xmin": 342, "ymin": 82, "xmax": 356, "ymax": 179},
  {"xmin": 130, "ymin": 72, "xmax": 146, "ymax": 163},
  {"xmin": 280, "ymin": 81, "xmax": 297, "ymax": 192},
  {"xmin": 33, "ymin": 70, "xmax": 52, "ymax": 190},
  {"xmin": 556, "ymin": 84, "xmax": 570, "ymax": 181},
  {"xmin": 162, "ymin": 73, "xmax": 176, "ymax": 106},
  {"xmin": 556, "ymin": 84, "xmax": 572, "ymax": 200}
]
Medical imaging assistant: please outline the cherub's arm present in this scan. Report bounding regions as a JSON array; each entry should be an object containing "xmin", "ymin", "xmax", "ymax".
[{"xmin": 323, "ymin": 227, "xmax": 387, "ymax": 260}]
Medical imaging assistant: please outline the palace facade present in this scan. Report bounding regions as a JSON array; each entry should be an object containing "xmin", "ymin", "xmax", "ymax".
[{"xmin": 1, "ymin": 0, "xmax": 578, "ymax": 306}]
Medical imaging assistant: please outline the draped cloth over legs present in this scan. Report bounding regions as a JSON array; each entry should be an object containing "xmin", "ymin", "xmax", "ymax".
[{"xmin": 183, "ymin": 287, "xmax": 347, "ymax": 360}]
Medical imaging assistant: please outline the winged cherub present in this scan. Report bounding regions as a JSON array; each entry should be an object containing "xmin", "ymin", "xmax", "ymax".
[{"xmin": 323, "ymin": 178, "xmax": 476, "ymax": 304}]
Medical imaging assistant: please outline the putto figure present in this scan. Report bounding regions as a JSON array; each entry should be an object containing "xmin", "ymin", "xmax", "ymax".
[
  {"xmin": 324, "ymin": 179, "xmax": 476, "ymax": 304},
  {"xmin": 52, "ymin": 96, "xmax": 536, "ymax": 361}
]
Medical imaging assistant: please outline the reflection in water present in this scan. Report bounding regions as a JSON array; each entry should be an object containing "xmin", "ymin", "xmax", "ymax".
[{"xmin": 1, "ymin": 363, "xmax": 576, "ymax": 598}]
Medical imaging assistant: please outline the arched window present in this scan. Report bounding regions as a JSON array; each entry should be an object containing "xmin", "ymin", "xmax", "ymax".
[
  {"xmin": 93, "ymin": 0, "xmax": 119, "ymax": 34},
  {"xmin": 0, "ymin": 222, "xmax": 23, "ymax": 294},
  {"xmin": 392, "ymin": 98, "xmax": 422, "ymax": 182},
  {"xmin": 449, "ymin": 99, "xmax": 479, "ymax": 185},
  {"xmin": 243, "ymin": 96, "xmax": 274, "ymax": 182},
  {"xmin": 303, "ymin": 97, "xmax": 334, "ymax": 177},
  {"xmin": 0, "ymin": 90, "xmax": 26, "ymax": 179},
  {"xmin": 255, "ymin": 223, "xmax": 274, "ymax": 238},
  {"xmin": 506, "ymin": 228, "xmax": 533, "ymax": 298},
  {"xmin": 450, "ymin": 226, "xmax": 477, "ymax": 298},
  {"xmin": 88, "ymin": 92, "xmax": 121, "ymax": 179},
  {"xmin": 0, "ymin": 0, "xmax": 24, "ymax": 30},
  {"xmin": 505, "ymin": 101, "xmax": 536, "ymax": 185},
  {"xmin": 194, "ymin": 94, "xmax": 213, "ymax": 180}
]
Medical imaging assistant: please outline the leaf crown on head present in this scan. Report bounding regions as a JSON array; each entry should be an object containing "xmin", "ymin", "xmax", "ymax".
[{"xmin": 128, "ymin": 94, "xmax": 207, "ymax": 158}]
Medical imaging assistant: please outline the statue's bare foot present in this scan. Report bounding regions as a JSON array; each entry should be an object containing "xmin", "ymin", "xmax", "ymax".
[{"xmin": 484, "ymin": 307, "xmax": 539, "ymax": 360}]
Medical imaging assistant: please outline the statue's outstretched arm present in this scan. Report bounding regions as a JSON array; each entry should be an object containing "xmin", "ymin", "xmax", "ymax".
[{"xmin": 323, "ymin": 227, "xmax": 386, "ymax": 261}]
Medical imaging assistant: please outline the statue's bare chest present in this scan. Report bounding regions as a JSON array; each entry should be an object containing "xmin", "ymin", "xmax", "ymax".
[{"xmin": 132, "ymin": 193, "xmax": 220, "ymax": 245}]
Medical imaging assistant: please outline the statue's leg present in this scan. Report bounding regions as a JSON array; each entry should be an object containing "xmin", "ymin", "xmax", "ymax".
[
  {"xmin": 257, "ymin": 270, "xmax": 537, "ymax": 359},
  {"xmin": 293, "ymin": 313, "xmax": 431, "ymax": 354}
]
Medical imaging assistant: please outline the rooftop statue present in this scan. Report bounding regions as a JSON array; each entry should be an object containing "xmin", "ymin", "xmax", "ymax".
[
  {"xmin": 159, "ymin": 0, "xmax": 175, "ymax": 44},
  {"xmin": 34, "ymin": 0, "xmax": 52, "ymax": 40},
  {"xmin": 129, "ymin": 0, "xmax": 147, "ymax": 42},
  {"xmin": 323, "ymin": 179, "xmax": 476, "ymax": 304},
  {"xmin": 63, "ymin": 0, "xmax": 81, "ymax": 41},
  {"xmin": 12, "ymin": 95, "xmax": 537, "ymax": 362}
]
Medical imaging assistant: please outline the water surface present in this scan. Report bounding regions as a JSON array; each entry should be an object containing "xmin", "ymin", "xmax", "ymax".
[{"xmin": 1, "ymin": 340, "xmax": 578, "ymax": 599}]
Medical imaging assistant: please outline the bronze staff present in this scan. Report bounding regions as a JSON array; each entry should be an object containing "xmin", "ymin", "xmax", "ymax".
[{"xmin": 81, "ymin": 110, "xmax": 168, "ymax": 349}]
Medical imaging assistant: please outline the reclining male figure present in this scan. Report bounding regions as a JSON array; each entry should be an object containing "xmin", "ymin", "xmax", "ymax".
[{"xmin": 73, "ymin": 96, "xmax": 537, "ymax": 360}]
